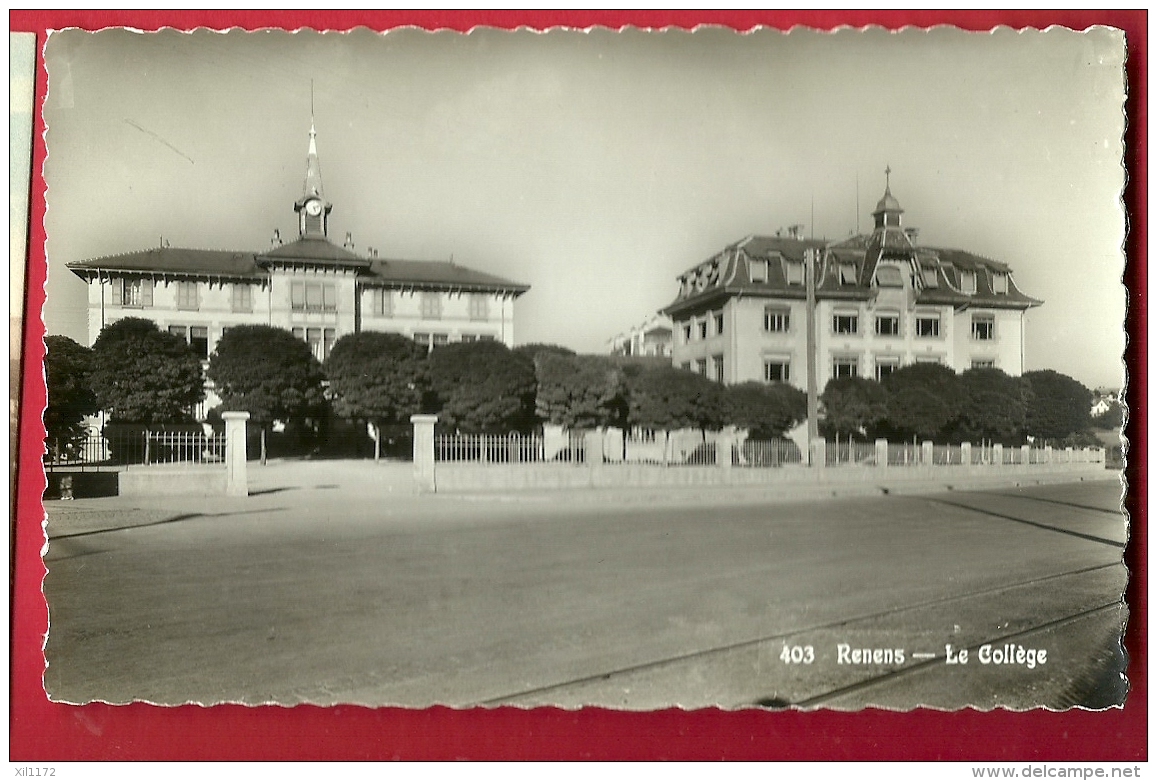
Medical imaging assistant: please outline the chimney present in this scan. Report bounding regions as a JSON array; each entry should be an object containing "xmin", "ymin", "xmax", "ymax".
[
  {"xmin": 271, "ymin": 228, "xmax": 282, "ymax": 247},
  {"xmin": 904, "ymin": 227, "xmax": 920, "ymax": 244},
  {"xmin": 344, "ymin": 231, "xmax": 354, "ymax": 250}
]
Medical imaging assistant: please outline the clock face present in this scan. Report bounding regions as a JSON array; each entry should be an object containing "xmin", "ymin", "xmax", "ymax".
[{"xmin": 305, "ymin": 199, "xmax": 323, "ymax": 216}]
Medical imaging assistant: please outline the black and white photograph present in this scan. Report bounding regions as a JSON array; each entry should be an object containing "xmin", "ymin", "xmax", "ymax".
[{"xmin": 38, "ymin": 25, "xmax": 1128, "ymax": 712}]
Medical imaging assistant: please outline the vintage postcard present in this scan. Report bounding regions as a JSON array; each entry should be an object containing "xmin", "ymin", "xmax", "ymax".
[{"xmin": 37, "ymin": 24, "xmax": 1128, "ymax": 714}]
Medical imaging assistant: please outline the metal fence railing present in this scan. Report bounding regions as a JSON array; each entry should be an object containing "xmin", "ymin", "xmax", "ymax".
[
  {"xmin": 733, "ymin": 439, "xmax": 803, "ymax": 467},
  {"xmin": 44, "ymin": 430, "xmax": 226, "ymax": 467},
  {"xmin": 827, "ymin": 439, "xmax": 878, "ymax": 466},
  {"xmin": 435, "ymin": 432, "xmax": 587, "ymax": 464}
]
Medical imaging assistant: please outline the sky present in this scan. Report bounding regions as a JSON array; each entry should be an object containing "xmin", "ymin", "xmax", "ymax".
[{"xmin": 41, "ymin": 25, "xmax": 1127, "ymax": 390}]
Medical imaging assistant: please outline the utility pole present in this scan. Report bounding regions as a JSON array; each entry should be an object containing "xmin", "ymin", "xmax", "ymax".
[{"xmin": 805, "ymin": 246, "xmax": 819, "ymax": 464}]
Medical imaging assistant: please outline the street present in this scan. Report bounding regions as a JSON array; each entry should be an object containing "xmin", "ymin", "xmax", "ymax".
[{"xmin": 41, "ymin": 466, "xmax": 1128, "ymax": 710}]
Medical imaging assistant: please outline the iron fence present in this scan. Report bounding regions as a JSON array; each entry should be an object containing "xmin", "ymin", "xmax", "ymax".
[
  {"xmin": 435, "ymin": 432, "xmax": 587, "ymax": 464},
  {"xmin": 44, "ymin": 430, "xmax": 226, "ymax": 467},
  {"xmin": 733, "ymin": 438, "xmax": 803, "ymax": 467},
  {"xmin": 827, "ymin": 439, "xmax": 878, "ymax": 466}
]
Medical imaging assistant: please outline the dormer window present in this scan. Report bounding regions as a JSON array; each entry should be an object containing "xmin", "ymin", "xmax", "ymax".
[
  {"xmin": 784, "ymin": 259, "xmax": 804, "ymax": 286},
  {"xmin": 749, "ymin": 259, "xmax": 768, "ymax": 283},
  {"xmin": 921, "ymin": 268, "xmax": 939, "ymax": 288},
  {"xmin": 959, "ymin": 270, "xmax": 977, "ymax": 295},
  {"xmin": 991, "ymin": 272, "xmax": 1009, "ymax": 295},
  {"xmin": 838, "ymin": 263, "xmax": 857, "ymax": 285},
  {"xmin": 874, "ymin": 266, "xmax": 903, "ymax": 288}
]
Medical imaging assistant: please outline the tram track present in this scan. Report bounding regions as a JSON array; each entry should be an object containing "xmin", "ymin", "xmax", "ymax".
[{"xmin": 482, "ymin": 560, "xmax": 1125, "ymax": 707}]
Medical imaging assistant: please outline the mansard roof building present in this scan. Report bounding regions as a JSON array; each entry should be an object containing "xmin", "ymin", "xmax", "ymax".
[
  {"xmin": 662, "ymin": 174, "xmax": 1041, "ymax": 389},
  {"xmin": 68, "ymin": 120, "xmax": 530, "ymax": 365}
]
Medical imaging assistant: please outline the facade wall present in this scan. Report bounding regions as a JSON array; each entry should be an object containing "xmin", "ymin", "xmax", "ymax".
[
  {"xmin": 358, "ymin": 289, "xmax": 513, "ymax": 347},
  {"xmin": 84, "ymin": 273, "xmax": 519, "ymax": 355},
  {"xmin": 952, "ymin": 307, "xmax": 1026, "ymax": 375}
]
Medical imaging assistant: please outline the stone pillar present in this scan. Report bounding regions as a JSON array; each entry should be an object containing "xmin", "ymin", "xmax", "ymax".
[
  {"xmin": 604, "ymin": 427, "xmax": 624, "ymax": 463},
  {"xmin": 993, "ymin": 443, "xmax": 1004, "ymax": 466},
  {"xmin": 810, "ymin": 437, "xmax": 826, "ymax": 469},
  {"xmin": 717, "ymin": 428, "xmax": 733, "ymax": 469},
  {"xmin": 223, "ymin": 411, "xmax": 250, "ymax": 497},
  {"xmin": 1045, "ymin": 445, "xmax": 1053, "ymax": 464},
  {"xmin": 1065, "ymin": 446, "xmax": 1074, "ymax": 464},
  {"xmin": 1021, "ymin": 444, "xmax": 1031, "ymax": 465},
  {"xmin": 921, "ymin": 440, "xmax": 934, "ymax": 466},
  {"xmin": 960, "ymin": 441, "xmax": 972, "ymax": 467},
  {"xmin": 411, "ymin": 414, "xmax": 438, "ymax": 493},
  {"xmin": 876, "ymin": 438, "xmax": 889, "ymax": 468}
]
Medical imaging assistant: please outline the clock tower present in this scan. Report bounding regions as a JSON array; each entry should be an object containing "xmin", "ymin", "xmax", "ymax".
[{"xmin": 294, "ymin": 119, "xmax": 332, "ymax": 238}]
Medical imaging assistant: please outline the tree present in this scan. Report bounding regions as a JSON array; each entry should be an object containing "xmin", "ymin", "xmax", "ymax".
[
  {"xmin": 624, "ymin": 364, "xmax": 727, "ymax": 432},
  {"xmin": 512, "ymin": 343, "xmax": 576, "ymax": 363},
  {"xmin": 207, "ymin": 325, "xmax": 327, "ymax": 462},
  {"xmin": 880, "ymin": 363, "xmax": 965, "ymax": 442},
  {"xmin": 89, "ymin": 317, "xmax": 204, "ymax": 425},
  {"xmin": 533, "ymin": 351, "xmax": 627, "ymax": 430},
  {"xmin": 324, "ymin": 332, "xmax": 429, "ymax": 460},
  {"xmin": 1023, "ymin": 369, "xmax": 1093, "ymax": 442},
  {"xmin": 726, "ymin": 381, "xmax": 807, "ymax": 439},
  {"xmin": 819, "ymin": 377, "xmax": 888, "ymax": 439},
  {"xmin": 953, "ymin": 368, "xmax": 1032, "ymax": 444},
  {"xmin": 44, "ymin": 335, "xmax": 100, "ymax": 457},
  {"xmin": 426, "ymin": 340, "xmax": 537, "ymax": 433}
]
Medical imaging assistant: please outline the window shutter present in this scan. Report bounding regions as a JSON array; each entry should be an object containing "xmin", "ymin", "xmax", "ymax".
[
  {"xmin": 109, "ymin": 278, "xmax": 122, "ymax": 306},
  {"xmin": 141, "ymin": 280, "xmax": 153, "ymax": 307}
]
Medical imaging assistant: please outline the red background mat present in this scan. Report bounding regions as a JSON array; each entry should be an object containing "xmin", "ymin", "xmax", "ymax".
[{"xmin": 9, "ymin": 9, "xmax": 1146, "ymax": 761}]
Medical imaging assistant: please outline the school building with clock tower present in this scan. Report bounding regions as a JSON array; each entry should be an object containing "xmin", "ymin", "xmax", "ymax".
[{"xmin": 67, "ymin": 119, "xmax": 530, "ymax": 369}]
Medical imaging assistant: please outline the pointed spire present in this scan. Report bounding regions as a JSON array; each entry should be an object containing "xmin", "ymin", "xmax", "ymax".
[{"xmin": 303, "ymin": 118, "xmax": 325, "ymax": 200}]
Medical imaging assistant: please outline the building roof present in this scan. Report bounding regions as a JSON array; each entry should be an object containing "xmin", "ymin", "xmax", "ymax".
[
  {"xmin": 68, "ymin": 242, "xmax": 529, "ymax": 294},
  {"xmin": 362, "ymin": 258, "xmax": 529, "ymax": 294},
  {"xmin": 260, "ymin": 237, "xmax": 370, "ymax": 267},
  {"xmin": 662, "ymin": 232, "xmax": 1041, "ymax": 316},
  {"xmin": 67, "ymin": 247, "xmax": 264, "ymax": 279}
]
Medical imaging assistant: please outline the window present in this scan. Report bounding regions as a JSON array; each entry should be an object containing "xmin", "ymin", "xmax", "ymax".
[
  {"xmin": 875, "ymin": 358, "xmax": 899, "ymax": 382},
  {"xmin": 478, "ymin": 334, "xmax": 496, "ymax": 341},
  {"xmin": 298, "ymin": 327, "xmax": 335, "ymax": 361},
  {"xmin": 839, "ymin": 263, "xmax": 857, "ymax": 285},
  {"xmin": 176, "ymin": 281, "xmax": 199, "ymax": 310},
  {"xmin": 764, "ymin": 306, "xmax": 790, "ymax": 333},
  {"xmin": 712, "ymin": 355, "xmax": 724, "ymax": 382},
  {"xmin": 971, "ymin": 358, "xmax": 996, "ymax": 369},
  {"xmin": 833, "ymin": 313, "xmax": 858, "ymax": 335},
  {"xmin": 991, "ymin": 272, "xmax": 1009, "ymax": 295},
  {"xmin": 714, "ymin": 312, "xmax": 724, "ymax": 335},
  {"xmin": 915, "ymin": 314, "xmax": 941, "ymax": 338},
  {"xmin": 460, "ymin": 334, "xmax": 477, "ymax": 343},
  {"xmin": 682, "ymin": 323, "xmax": 692, "ymax": 343},
  {"xmin": 110, "ymin": 278, "xmax": 152, "ymax": 308},
  {"xmin": 231, "ymin": 283, "xmax": 253, "ymax": 313},
  {"xmin": 468, "ymin": 293, "xmax": 489, "ymax": 321},
  {"xmin": 784, "ymin": 260, "xmax": 804, "ymax": 286},
  {"xmin": 413, "ymin": 332, "xmax": 431, "ymax": 350},
  {"xmin": 972, "ymin": 313, "xmax": 995, "ymax": 341},
  {"xmin": 698, "ymin": 320, "xmax": 708, "ymax": 340},
  {"xmin": 372, "ymin": 289, "xmax": 393, "ymax": 317},
  {"xmin": 874, "ymin": 266, "xmax": 904, "ymax": 288},
  {"xmin": 432, "ymin": 333, "xmax": 449, "ymax": 348},
  {"xmin": 915, "ymin": 355, "xmax": 942, "ymax": 365},
  {"xmin": 291, "ymin": 281, "xmax": 337, "ymax": 312},
  {"xmin": 875, "ymin": 312, "xmax": 900, "ymax": 337},
  {"xmin": 921, "ymin": 268, "xmax": 939, "ymax": 288},
  {"xmin": 764, "ymin": 359, "xmax": 790, "ymax": 383},
  {"xmin": 190, "ymin": 326, "xmax": 208, "ymax": 359},
  {"xmin": 420, "ymin": 292, "xmax": 442, "ymax": 319},
  {"xmin": 168, "ymin": 325, "xmax": 208, "ymax": 359},
  {"xmin": 832, "ymin": 357, "xmax": 859, "ymax": 379},
  {"xmin": 959, "ymin": 270, "xmax": 977, "ymax": 295},
  {"xmin": 695, "ymin": 359, "xmax": 708, "ymax": 377},
  {"xmin": 749, "ymin": 259, "xmax": 768, "ymax": 283}
]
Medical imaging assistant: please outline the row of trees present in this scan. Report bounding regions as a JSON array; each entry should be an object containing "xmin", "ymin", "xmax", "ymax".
[
  {"xmin": 819, "ymin": 364, "xmax": 1096, "ymax": 446},
  {"xmin": 45, "ymin": 318, "xmax": 1102, "ymax": 460}
]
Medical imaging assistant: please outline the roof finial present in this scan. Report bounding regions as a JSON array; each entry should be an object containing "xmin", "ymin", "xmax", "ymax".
[{"xmin": 885, "ymin": 164, "xmax": 892, "ymax": 191}]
